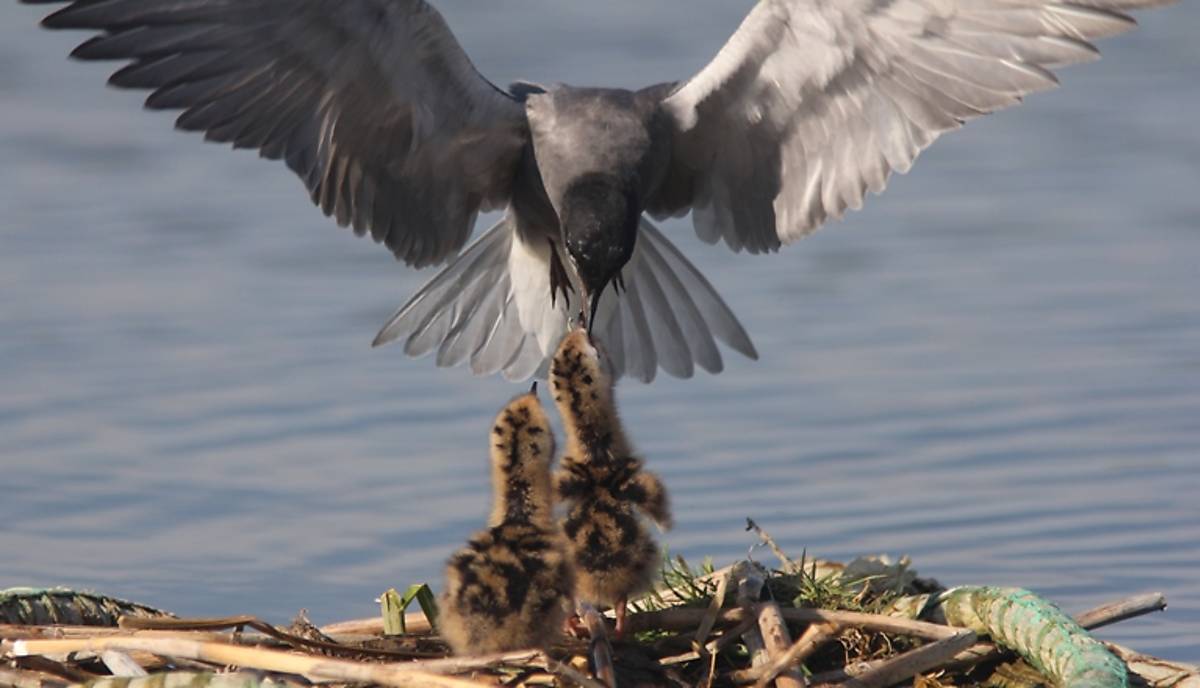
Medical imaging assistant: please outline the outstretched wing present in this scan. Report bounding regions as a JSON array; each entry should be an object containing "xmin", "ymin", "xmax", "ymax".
[
  {"xmin": 29, "ymin": 0, "xmax": 529, "ymax": 268},
  {"xmin": 650, "ymin": 0, "xmax": 1173, "ymax": 253}
]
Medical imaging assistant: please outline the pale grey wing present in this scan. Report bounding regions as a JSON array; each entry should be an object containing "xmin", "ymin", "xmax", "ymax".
[
  {"xmin": 31, "ymin": 0, "xmax": 528, "ymax": 268},
  {"xmin": 650, "ymin": 0, "xmax": 1175, "ymax": 253}
]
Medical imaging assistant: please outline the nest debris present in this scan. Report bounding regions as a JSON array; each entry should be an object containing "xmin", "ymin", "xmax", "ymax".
[{"xmin": 2, "ymin": 532, "xmax": 1197, "ymax": 688}]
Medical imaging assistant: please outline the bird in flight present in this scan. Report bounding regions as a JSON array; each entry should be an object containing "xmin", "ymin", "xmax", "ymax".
[{"xmin": 25, "ymin": 0, "xmax": 1173, "ymax": 381}]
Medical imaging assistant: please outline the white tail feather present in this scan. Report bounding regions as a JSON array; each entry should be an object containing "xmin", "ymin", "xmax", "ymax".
[{"xmin": 372, "ymin": 214, "xmax": 757, "ymax": 382}]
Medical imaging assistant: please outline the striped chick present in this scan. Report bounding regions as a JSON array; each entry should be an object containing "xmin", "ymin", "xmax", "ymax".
[
  {"xmin": 439, "ymin": 384, "xmax": 574, "ymax": 655},
  {"xmin": 551, "ymin": 328, "xmax": 672, "ymax": 637}
]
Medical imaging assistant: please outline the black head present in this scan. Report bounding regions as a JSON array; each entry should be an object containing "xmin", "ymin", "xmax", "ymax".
[{"xmin": 560, "ymin": 173, "xmax": 639, "ymax": 330}]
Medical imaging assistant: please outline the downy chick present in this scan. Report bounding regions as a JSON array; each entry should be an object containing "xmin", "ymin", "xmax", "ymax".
[
  {"xmin": 440, "ymin": 384, "xmax": 574, "ymax": 655},
  {"xmin": 551, "ymin": 328, "xmax": 672, "ymax": 636}
]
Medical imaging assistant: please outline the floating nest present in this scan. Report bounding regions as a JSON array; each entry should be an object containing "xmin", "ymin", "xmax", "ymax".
[{"xmin": 2, "ymin": 526, "xmax": 1197, "ymax": 688}]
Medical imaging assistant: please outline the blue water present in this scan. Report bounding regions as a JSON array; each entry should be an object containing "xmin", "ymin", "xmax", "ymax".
[{"xmin": 2, "ymin": 0, "xmax": 1198, "ymax": 663}]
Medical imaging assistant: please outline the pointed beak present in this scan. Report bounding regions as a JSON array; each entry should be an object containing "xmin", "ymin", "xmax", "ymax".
[{"xmin": 529, "ymin": 381, "xmax": 538, "ymax": 395}]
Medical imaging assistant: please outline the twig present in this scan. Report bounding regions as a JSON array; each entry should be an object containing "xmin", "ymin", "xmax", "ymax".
[
  {"xmin": 658, "ymin": 619, "xmax": 757, "ymax": 666},
  {"xmin": 319, "ymin": 612, "xmax": 430, "ymax": 638},
  {"xmin": 754, "ymin": 601, "xmax": 805, "ymax": 688},
  {"xmin": 10, "ymin": 655, "xmax": 95, "ymax": 684},
  {"xmin": 733, "ymin": 562, "xmax": 770, "ymax": 671},
  {"xmin": 368, "ymin": 649, "xmax": 542, "ymax": 674},
  {"xmin": 1104, "ymin": 641, "xmax": 1200, "ymax": 688},
  {"xmin": 693, "ymin": 568, "xmax": 732, "ymax": 688},
  {"xmin": 541, "ymin": 656, "xmax": 609, "ymax": 688},
  {"xmin": 120, "ymin": 615, "xmax": 436, "ymax": 659},
  {"xmin": 1075, "ymin": 592, "xmax": 1166, "ymax": 630},
  {"xmin": 0, "ymin": 666, "xmax": 69, "ymax": 688},
  {"xmin": 627, "ymin": 606, "xmax": 959, "ymax": 641},
  {"xmin": 578, "ymin": 604, "xmax": 616, "ymax": 688},
  {"xmin": 5, "ymin": 637, "xmax": 491, "ymax": 688},
  {"xmin": 694, "ymin": 568, "xmax": 731, "ymax": 650},
  {"xmin": 745, "ymin": 519, "xmax": 797, "ymax": 572},
  {"xmin": 838, "ymin": 630, "xmax": 977, "ymax": 688},
  {"xmin": 99, "ymin": 650, "xmax": 148, "ymax": 677},
  {"xmin": 752, "ymin": 623, "xmax": 838, "ymax": 688},
  {"xmin": 0, "ymin": 624, "xmax": 238, "ymax": 643}
]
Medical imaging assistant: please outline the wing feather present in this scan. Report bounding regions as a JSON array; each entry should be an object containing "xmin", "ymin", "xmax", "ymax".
[
  {"xmin": 30, "ymin": 0, "xmax": 528, "ymax": 268},
  {"xmin": 651, "ymin": 0, "xmax": 1174, "ymax": 250}
]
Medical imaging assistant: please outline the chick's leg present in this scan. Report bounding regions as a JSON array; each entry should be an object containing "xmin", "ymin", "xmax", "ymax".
[{"xmin": 614, "ymin": 597, "xmax": 629, "ymax": 639}]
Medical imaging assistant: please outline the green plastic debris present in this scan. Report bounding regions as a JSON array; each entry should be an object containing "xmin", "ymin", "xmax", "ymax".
[{"xmin": 889, "ymin": 586, "xmax": 1128, "ymax": 688}]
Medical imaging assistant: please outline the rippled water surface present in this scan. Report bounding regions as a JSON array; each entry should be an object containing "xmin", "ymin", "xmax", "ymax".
[{"xmin": 2, "ymin": 0, "xmax": 1198, "ymax": 663}]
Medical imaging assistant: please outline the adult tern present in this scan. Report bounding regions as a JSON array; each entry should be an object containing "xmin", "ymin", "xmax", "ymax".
[{"xmin": 24, "ymin": 0, "xmax": 1174, "ymax": 380}]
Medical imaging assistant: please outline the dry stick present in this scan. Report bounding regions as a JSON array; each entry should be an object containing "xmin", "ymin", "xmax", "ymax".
[
  {"xmin": 1104, "ymin": 641, "xmax": 1200, "ymax": 688},
  {"xmin": 1075, "ymin": 592, "xmax": 1166, "ymax": 629},
  {"xmin": 693, "ymin": 569, "xmax": 732, "ymax": 688},
  {"xmin": 750, "ymin": 623, "xmax": 839, "ymax": 688},
  {"xmin": 543, "ymin": 656, "xmax": 611, "ymax": 688},
  {"xmin": 658, "ymin": 619, "xmax": 758, "ymax": 666},
  {"xmin": 578, "ymin": 604, "xmax": 616, "ymax": 688},
  {"xmin": 120, "ymin": 615, "xmax": 438, "ymax": 659},
  {"xmin": 650, "ymin": 564, "xmax": 737, "ymax": 612},
  {"xmin": 745, "ymin": 519, "xmax": 797, "ymax": 572},
  {"xmin": 5, "ymin": 637, "xmax": 489, "ymax": 688},
  {"xmin": 699, "ymin": 624, "xmax": 755, "ymax": 688},
  {"xmin": 734, "ymin": 562, "xmax": 770, "ymax": 673},
  {"xmin": 694, "ymin": 569, "xmax": 731, "ymax": 650},
  {"xmin": 0, "ymin": 624, "xmax": 277, "ymax": 672},
  {"xmin": 626, "ymin": 607, "xmax": 958, "ymax": 641},
  {"xmin": 835, "ymin": 630, "xmax": 977, "ymax": 688},
  {"xmin": 754, "ymin": 601, "xmax": 805, "ymax": 688},
  {"xmin": 0, "ymin": 624, "xmax": 237, "ymax": 643},
  {"xmin": 320, "ymin": 612, "xmax": 430, "ymax": 638},
  {"xmin": 0, "ymin": 666, "xmax": 69, "ymax": 688},
  {"xmin": 98, "ymin": 649, "xmax": 148, "ymax": 677},
  {"xmin": 10, "ymin": 655, "xmax": 96, "ymax": 684}
]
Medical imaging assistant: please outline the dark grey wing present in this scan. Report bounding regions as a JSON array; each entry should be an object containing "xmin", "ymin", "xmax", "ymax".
[
  {"xmin": 29, "ymin": 0, "xmax": 529, "ymax": 268},
  {"xmin": 648, "ymin": 0, "xmax": 1175, "ymax": 254}
]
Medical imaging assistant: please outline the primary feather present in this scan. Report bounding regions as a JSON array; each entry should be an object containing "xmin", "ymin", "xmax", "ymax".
[
  {"xmin": 652, "ymin": 0, "xmax": 1175, "ymax": 252},
  {"xmin": 34, "ymin": 0, "xmax": 527, "ymax": 268}
]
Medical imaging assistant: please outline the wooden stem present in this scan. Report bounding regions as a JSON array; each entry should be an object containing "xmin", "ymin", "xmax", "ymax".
[
  {"xmin": 319, "ymin": 612, "xmax": 431, "ymax": 638},
  {"xmin": 121, "ymin": 615, "xmax": 434, "ymax": 659},
  {"xmin": 625, "ymin": 606, "xmax": 959, "ymax": 641},
  {"xmin": 733, "ymin": 562, "xmax": 770, "ymax": 671},
  {"xmin": 751, "ymin": 623, "xmax": 838, "ymax": 688},
  {"xmin": 5, "ymin": 637, "xmax": 492, "ymax": 688},
  {"xmin": 0, "ymin": 666, "xmax": 69, "ymax": 688},
  {"xmin": 837, "ymin": 631, "xmax": 977, "ymax": 688},
  {"xmin": 755, "ymin": 601, "xmax": 805, "ymax": 688}
]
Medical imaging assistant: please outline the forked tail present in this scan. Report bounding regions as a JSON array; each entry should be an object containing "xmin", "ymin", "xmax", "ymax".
[{"xmin": 373, "ymin": 215, "xmax": 757, "ymax": 382}]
